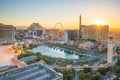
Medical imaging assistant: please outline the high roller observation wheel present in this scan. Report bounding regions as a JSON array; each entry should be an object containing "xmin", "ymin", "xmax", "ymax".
[
  {"xmin": 54, "ymin": 23, "xmax": 63, "ymax": 31},
  {"xmin": 54, "ymin": 23, "xmax": 64, "ymax": 40}
]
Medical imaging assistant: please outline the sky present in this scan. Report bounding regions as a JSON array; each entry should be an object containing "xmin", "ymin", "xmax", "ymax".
[{"xmin": 0, "ymin": 0, "xmax": 120, "ymax": 29}]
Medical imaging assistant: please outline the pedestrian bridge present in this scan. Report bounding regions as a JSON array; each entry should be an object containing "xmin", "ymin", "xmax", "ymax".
[{"xmin": 56, "ymin": 62, "xmax": 116, "ymax": 70}]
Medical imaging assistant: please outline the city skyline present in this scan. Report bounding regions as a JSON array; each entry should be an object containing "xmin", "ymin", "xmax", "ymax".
[{"xmin": 0, "ymin": 0, "xmax": 120, "ymax": 29}]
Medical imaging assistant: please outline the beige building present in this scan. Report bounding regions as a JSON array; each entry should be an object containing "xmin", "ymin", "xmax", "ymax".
[
  {"xmin": 109, "ymin": 28, "xmax": 120, "ymax": 46},
  {"xmin": 81, "ymin": 25, "xmax": 109, "ymax": 42},
  {"xmin": 46, "ymin": 29, "xmax": 60, "ymax": 40},
  {"xmin": 27, "ymin": 23, "xmax": 43, "ymax": 31},
  {"xmin": 0, "ymin": 23, "xmax": 16, "ymax": 44},
  {"xmin": 27, "ymin": 23, "xmax": 45, "ymax": 39}
]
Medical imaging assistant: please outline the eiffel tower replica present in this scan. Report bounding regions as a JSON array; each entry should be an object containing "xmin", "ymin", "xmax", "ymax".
[{"xmin": 77, "ymin": 15, "xmax": 84, "ymax": 43}]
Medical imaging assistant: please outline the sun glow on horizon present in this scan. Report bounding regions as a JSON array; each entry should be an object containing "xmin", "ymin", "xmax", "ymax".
[{"xmin": 91, "ymin": 19, "xmax": 105, "ymax": 25}]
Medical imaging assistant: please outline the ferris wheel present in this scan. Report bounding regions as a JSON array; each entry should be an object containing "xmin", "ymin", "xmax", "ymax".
[{"xmin": 54, "ymin": 23, "xmax": 64, "ymax": 41}]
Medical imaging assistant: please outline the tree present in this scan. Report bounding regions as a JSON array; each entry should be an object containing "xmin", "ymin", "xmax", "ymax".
[
  {"xmin": 106, "ymin": 66, "xmax": 113, "ymax": 72},
  {"xmin": 78, "ymin": 71, "xmax": 101, "ymax": 80},
  {"xmin": 91, "ymin": 72, "xmax": 101, "ymax": 80},
  {"xmin": 83, "ymin": 67, "xmax": 92, "ymax": 73},
  {"xmin": 54, "ymin": 68, "xmax": 74, "ymax": 80},
  {"xmin": 97, "ymin": 67, "xmax": 106, "ymax": 75},
  {"xmin": 78, "ymin": 72, "xmax": 86, "ymax": 80}
]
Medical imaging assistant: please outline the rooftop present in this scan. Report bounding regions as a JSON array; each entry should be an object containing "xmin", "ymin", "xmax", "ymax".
[
  {"xmin": 0, "ymin": 62, "xmax": 62, "ymax": 80},
  {"xmin": 20, "ymin": 56, "xmax": 37, "ymax": 62}
]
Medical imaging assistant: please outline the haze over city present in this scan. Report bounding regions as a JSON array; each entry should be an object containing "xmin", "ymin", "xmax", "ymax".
[
  {"xmin": 0, "ymin": 0, "xmax": 120, "ymax": 29},
  {"xmin": 1, "ymin": 0, "xmax": 120, "ymax": 80}
]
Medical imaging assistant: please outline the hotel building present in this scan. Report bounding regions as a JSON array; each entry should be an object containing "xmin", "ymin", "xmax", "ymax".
[
  {"xmin": 107, "ymin": 37, "xmax": 117, "ymax": 63},
  {"xmin": 109, "ymin": 28, "xmax": 120, "ymax": 46},
  {"xmin": 67, "ymin": 30, "xmax": 78, "ymax": 41},
  {"xmin": 81, "ymin": 25, "xmax": 109, "ymax": 42},
  {"xmin": 27, "ymin": 23, "xmax": 44, "ymax": 38},
  {"xmin": 46, "ymin": 29, "xmax": 60, "ymax": 40},
  {"xmin": 0, "ymin": 23, "xmax": 16, "ymax": 44}
]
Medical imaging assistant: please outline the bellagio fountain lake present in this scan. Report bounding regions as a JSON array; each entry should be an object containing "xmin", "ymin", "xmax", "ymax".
[{"xmin": 31, "ymin": 45, "xmax": 87, "ymax": 59}]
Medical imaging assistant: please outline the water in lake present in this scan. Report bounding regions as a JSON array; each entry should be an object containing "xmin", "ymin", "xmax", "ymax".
[{"xmin": 32, "ymin": 45, "xmax": 86, "ymax": 59}]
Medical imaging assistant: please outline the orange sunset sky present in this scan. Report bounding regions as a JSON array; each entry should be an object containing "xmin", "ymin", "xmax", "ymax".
[{"xmin": 0, "ymin": 0, "xmax": 120, "ymax": 29}]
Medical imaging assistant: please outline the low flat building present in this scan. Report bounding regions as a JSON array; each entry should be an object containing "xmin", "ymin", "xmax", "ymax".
[
  {"xmin": 0, "ymin": 62, "xmax": 63, "ymax": 80},
  {"xmin": 20, "ymin": 56, "xmax": 37, "ymax": 62}
]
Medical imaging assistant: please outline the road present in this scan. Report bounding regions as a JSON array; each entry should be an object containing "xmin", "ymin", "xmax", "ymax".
[{"xmin": 72, "ymin": 69, "xmax": 79, "ymax": 80}]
